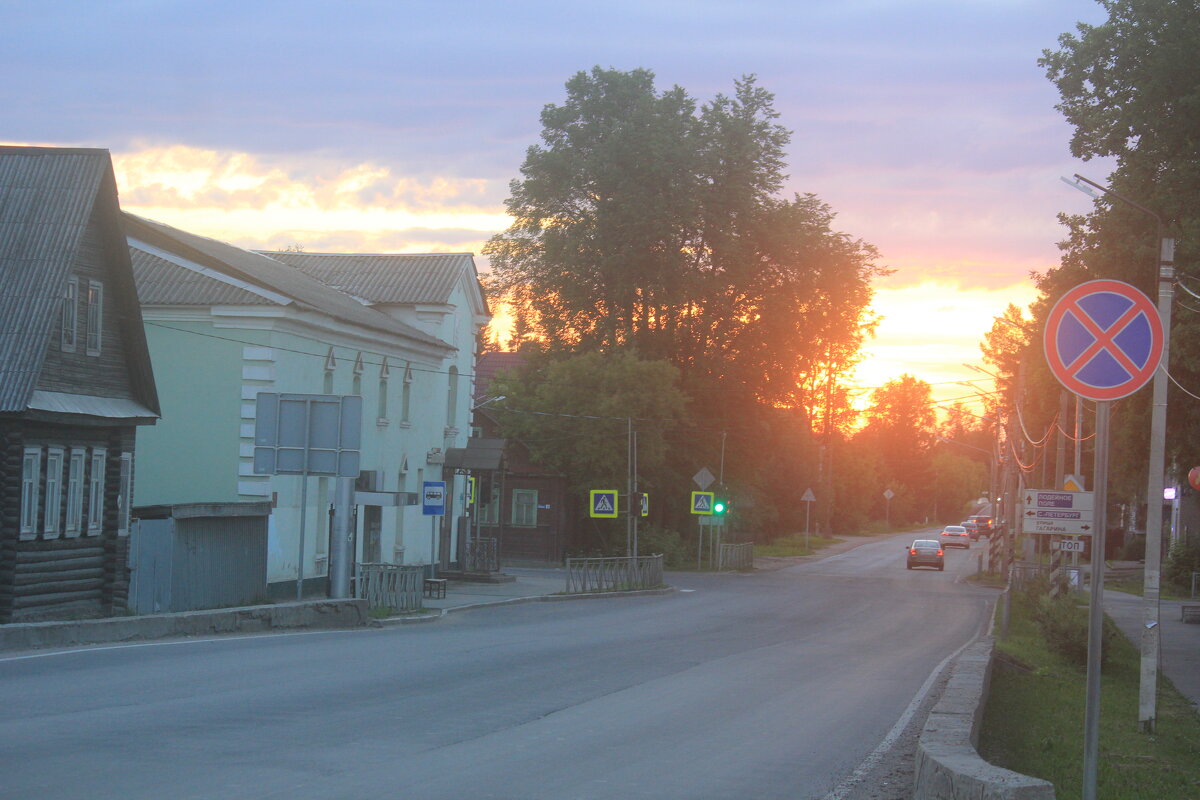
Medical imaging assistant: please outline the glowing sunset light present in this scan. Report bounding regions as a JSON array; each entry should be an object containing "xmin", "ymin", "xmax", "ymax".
[
  {"xmin": 850, "ymin": 279, "xmax": 1039, "ymax": 415},
  {"xmin": 111, "ymin": 146, "xmax": 508, "ymax": 253}
]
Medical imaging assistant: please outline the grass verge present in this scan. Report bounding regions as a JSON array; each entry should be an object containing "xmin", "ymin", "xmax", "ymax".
[
  {"xmin": 978, "ymin": 588, "xmax": 1200, "ymax": 798},
  {"xmin": 754, "ymin": 534, "xmax": 844, "ymax": 557},
  {"xmin": 1105, "ymin": 577, "xmax": 1194, "ymax": 602}
]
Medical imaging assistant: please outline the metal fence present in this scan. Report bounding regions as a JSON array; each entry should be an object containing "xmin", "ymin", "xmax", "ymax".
[
  {"xmin": 565, "ymin": 554, "xmax": 664, "ymax": 594},
  {"xmin": 464, "ymin": 537, "xmax": 499, "ymax": 573},
  {"xmin": 357, "ymin": 563, "xmax": 424, "ymax": 610},
  {"xmin": 718, "ymin": 542, "xmax": 753, "ymax": 571},
  {"xmin": 1010, "ymin": 561, "xmax": 1051, "ymax": 587}
]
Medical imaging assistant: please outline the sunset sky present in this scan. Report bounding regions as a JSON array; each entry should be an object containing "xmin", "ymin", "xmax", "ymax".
[{"xmin": 3, "ymin": 0, "xmax": 1115, "ymax": 414}]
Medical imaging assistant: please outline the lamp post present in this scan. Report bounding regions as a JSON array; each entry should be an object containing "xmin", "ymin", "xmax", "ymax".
[{"xmin": 1063, "ymin": 174, "xmax": 1175, "ymax": 733}]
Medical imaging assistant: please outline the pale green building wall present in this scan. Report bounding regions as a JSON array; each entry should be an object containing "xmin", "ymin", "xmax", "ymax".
[{"xmin": 134, "ymin": 320, "xmax": 247, "ymax": 506}]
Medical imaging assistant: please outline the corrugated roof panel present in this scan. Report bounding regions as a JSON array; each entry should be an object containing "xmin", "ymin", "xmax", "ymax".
[
  {"xmin": 262, "ymin": 251, "xmax": 475, "ymax": 305},
  {"xmin": 124, "ymin": 214, "xmax": 455, "ymax": 351},
  {"xmin": 0, "ymin": 147, "xmax": 107, "ymax": 412},
  {"xmin": 131, "ymin": 248, "xmax": 278, "ymax": 306}
]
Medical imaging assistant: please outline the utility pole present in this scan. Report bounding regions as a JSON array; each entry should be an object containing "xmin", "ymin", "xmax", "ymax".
[{"xmin": 1064, "ymin": 174, "xmax": 1174, "ymax": 732}]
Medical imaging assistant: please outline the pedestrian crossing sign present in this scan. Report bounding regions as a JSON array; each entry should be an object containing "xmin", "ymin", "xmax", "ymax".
[
  {"xmin": 691, "ymin": 491, "xmax": 714, "ymax": 515},
  {"xmin": 590, "ymin": 490, "xmax": 619, "ymax": 518}
]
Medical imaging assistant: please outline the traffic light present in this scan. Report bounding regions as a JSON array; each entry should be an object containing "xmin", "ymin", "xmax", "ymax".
[{"xmin": 713, "ymin": 498, "xmax": 727, "ymax": 515}]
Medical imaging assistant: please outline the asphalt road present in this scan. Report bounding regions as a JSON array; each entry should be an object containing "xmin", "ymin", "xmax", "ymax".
[{"xmin": 0, "ymin": 531, "xmax": 995, "ymax": 800}]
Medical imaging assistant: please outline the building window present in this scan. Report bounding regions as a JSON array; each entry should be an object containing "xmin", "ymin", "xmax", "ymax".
[
  {"xmin": 401, "ymin": 363, "xmax": 412, "ymax": 423},
  {"xmin": 85, "ymin": 280, "xmax": 103, "ymax": 356},
  {"xmin": 66, "ymin": 449, "xmax": 85, "ymax": 536},
  {"xmin": 61, "ymin": 278, "xmax": 78, "ymax": 353},
  {"xmin": 446, "ymin": 366, "xmax": 459, "ymax": 429},
  {"xmin": 117, "ymin": 453, "xmax": 132, "ymax": 536},
  {"xmin": 479, "ymin": 483, "xmax": 499, "ymax": 524},
  {"xmin": 86, "ymin": 448, "xmax": 106, "ymax": 534},
  {"xmin": 512, "ymin": 489, "xmax": 537, "ymax": 527},
  {"xmin": 377, "ymin": 358, "xmax": 389, "ymax": 423},
  {"xmin": 20, "ymin": 448, "xmax": 41, "ymax": 539},
  {"xmin": 323, "ymin": 347, "xmax": 336, "ymax": 393},
  {"xmin": 44, "ymin": 448, "xmax": 64, "ymax": 537}
]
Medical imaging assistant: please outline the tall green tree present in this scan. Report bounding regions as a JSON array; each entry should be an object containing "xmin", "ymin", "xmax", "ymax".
[
  {"xmin": 1039, "ymin": 0, "xmax": 1200, "ymax": 500},
  {"xmin": 485, "ymin": 67, "xmax": 883, "ymax": 410},
  {"xmin": 855, "ymin": 375, "xmax": 938, "ymax": 523}
]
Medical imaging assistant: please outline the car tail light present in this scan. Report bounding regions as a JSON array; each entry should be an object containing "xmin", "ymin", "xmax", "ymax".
[
  {"xmin": 937, "ymin": 550, "xmax": 944, "ymax": 556},
  {"xmin": 910, "ymin": 548, "xmax": 917, "ymax": 555}
]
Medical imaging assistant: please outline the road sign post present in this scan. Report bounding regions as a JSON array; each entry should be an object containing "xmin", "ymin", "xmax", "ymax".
[
  {"xmin": 802, "ymin": 488, "xmax": 816, "ymax": 551},
  {"xmin": 423, "ymin": 481, "xmax": 446, "ymax": 578},
  {"xmin": 1045, "ymin": 279, "xmax": 1163, "ymax": 800}
]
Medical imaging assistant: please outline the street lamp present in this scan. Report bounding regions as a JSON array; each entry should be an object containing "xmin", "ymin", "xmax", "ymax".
[{"xmin": 1064, "ymin": 173, "xmax": 1176, "ymax": 733}]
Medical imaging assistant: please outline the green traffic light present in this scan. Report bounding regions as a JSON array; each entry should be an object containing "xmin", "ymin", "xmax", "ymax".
[{"xmin": 713, "ymin": 500, "xmax": 726, "ymax": 514}]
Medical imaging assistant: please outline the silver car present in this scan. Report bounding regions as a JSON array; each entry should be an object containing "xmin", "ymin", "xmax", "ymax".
[{"xmin": 939, "ymin": 525, "xmax": 971, "ymax": 549}]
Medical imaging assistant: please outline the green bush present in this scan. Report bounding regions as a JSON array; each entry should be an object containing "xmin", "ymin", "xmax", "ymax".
[
  {"xmin": 1164, "ymin": 535, "xmax": 1200, "ymax": 594},
  {"xmin": 1021, "ymin": 582, "xmax": 1117, "ymax": 669},
  {"xmin": 635, "ymin": 525, "xmax": 690, "ymax": 568}
]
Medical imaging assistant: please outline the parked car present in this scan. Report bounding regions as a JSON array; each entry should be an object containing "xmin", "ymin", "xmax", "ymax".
[
  {"xmin": 940, "ymin": 525, "xmax": 971, "ymax": 549},
  {"xmin": 967, "ymin": 515, "xmax": 994, "ymax": 538},
  {"xmin": 906, "ymin": 539, "xmax": 945, "ymax": 570}
]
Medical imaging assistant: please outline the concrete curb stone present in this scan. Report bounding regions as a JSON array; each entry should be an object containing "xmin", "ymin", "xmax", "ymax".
[{"xmin": 913, "ymin": 636, "xmax": 1055, "ymax": 800}]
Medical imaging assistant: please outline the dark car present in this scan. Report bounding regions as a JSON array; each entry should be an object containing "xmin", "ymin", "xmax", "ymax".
[
  {"xmin": 967, "ymin": 515, "xmax": 994, "ymax": 538},
  {"xmin": 962, "ymin": 519, "xmax": 982, "ymax": 540},
  {"xmin": 939, "ymin": 525, "xmax": 971, "ymax": 549},
  {"xmin": 906, "ymin": 539, "xmax": 944, "ymax": 570}
]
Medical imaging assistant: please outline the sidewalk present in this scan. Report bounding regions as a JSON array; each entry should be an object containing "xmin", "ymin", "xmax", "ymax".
[
  {"xmin": 413, "ymin": 566, "xmax": 575, "ymax": 617},
  {"xmin": 1103, "ymin": 588, "xmax": 1200, "ymax": 713}
]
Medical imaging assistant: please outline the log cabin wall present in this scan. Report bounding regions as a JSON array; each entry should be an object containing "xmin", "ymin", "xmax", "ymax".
[{"xmin": 0, "ymin": 418, "xmax": 135, "ymax": 623}]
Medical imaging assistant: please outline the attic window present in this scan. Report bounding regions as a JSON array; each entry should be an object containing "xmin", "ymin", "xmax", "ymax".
[
  {"xmin": 61, "ymin": 278, "xmax": 78, "ymax": 353},
  {"xmin": 85, "ymin": 281, "xmax": 103, "ymax": 356}
]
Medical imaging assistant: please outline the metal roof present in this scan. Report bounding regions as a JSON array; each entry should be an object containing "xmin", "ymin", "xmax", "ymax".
[
  {"xmin": 0, "ymin": 146, "xmax": 159, "ymax": 416},
  {"xmin": 443, "ymin": 437, "xmax": 506, "ymax": 471},
  {"xmin": 262, "ymin": 251, "xmax": 486, "ymax": 311},
  {"xmin": 131, "ymin": 247, "xmax": 277, "ymax": 306},
  {"xmin": 124, "ymin": 214, "xmax": 454, "ymax": 352}
]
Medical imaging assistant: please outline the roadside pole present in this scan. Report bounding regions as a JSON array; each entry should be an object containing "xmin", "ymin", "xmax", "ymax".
[
  {"xmin": 1082, "ymin": 401, "xmax": 1111, "ymax": 800},
  {"xmin": 1042, "ymin": 278, "xmax": 1164, "ymax": 800}
]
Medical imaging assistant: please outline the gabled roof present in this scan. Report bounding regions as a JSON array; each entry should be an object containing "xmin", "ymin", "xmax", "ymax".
[
  {"xmin": 473, "ymin": 351, "xmax": 526, "ymax": 402},
  {"xmin": 0, "ymin": 146, "xmax": 158, "ymax": 415},
  {"xmin": 262, "ymin": 251, "xmax": 489, "ymax": 315},
  {"xmin": 125, "ymin": 214, "xmax": 455, "ymax": 352}
]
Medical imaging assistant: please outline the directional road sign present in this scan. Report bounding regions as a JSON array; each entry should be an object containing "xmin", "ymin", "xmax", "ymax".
[
  {"xmin": 1020, "ymin": 490, "xmax": 1094, "ymax": 535},
  {"xmin": 1044, "ymin": 279, "xmax": 1164, "ymax": 401},
  {"xmin": 691, "ymin": 491, "xmax": 714, "ymax": 515},
  {"xmin": 589, "ymin": 490, "xmax": 618, "ymax": 518}
]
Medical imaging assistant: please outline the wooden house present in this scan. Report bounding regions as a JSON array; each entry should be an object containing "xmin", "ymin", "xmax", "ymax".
[
  {"xmin": 0, "ymin": 146, "xmax": 159, "ymax": 622},
  {"xmin": 471, "ymin": 352, "xmax": 573, "ymax": 564}
]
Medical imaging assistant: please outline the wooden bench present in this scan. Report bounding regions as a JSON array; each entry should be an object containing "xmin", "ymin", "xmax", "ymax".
[
  {"xmin": 1182, "ymin": 604, "xmax": 1200, "ymax": 624},
  {"xmin": 423, "ymin": 578, "xmax": 447, "ymax": 599}
]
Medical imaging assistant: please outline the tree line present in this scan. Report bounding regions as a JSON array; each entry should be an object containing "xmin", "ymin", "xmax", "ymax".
[{"xmin": 480, "ymin": 68, "xmax": 988, "ymax": 558}]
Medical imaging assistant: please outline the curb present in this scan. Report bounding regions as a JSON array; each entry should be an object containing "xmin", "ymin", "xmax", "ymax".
[
  {"xmin": 378, "ymin": 585, "xmax": 677, "ymax": 625},
  {"xmin": 913, "ymin": 636, "xmax": 1056, "ymax": 800},
  {"xmin": 0, "ymin": 599, "xmax": 370, "ymax": 653}
]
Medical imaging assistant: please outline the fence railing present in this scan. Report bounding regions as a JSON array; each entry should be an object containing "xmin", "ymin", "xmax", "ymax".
[
  {"xmin": 464, "ymin": 537, "xmax": 499, "ymax": 573},
  {"xmin": 1010, "ymin": 561, "xmax": 1051, "ymax": 587},
  {"xmin": 565, "ymin": 555, "xmax": 663, "ymax": 594},
  {"xmin": 718, "ymin": 542, "xmax": 753, "ymax": 571},
  {"xmin": 357, "ymin": 563, "xmax": 424, "ymax": 610}
]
